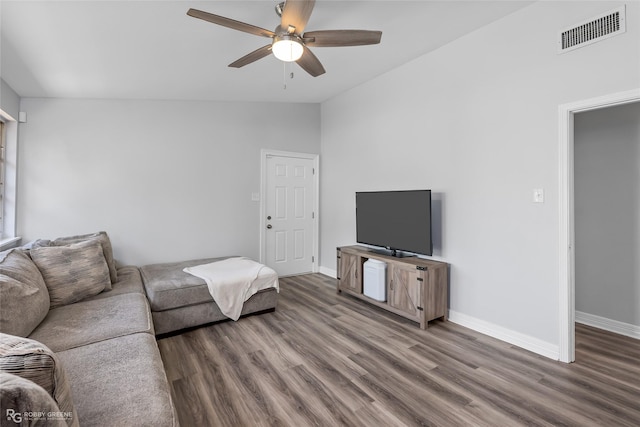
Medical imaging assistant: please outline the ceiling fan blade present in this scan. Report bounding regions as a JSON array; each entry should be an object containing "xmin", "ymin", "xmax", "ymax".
[
  {"xmin": 280, "ymin": 0, "xmax": 316, "ymax": 34},
  {"xmin": 187, "ymin": 8, "xmax": 275, "ymax": 38},
  {"xmin": 303, "ymin": 30, "xmax": 382, "ymax": 47},
  {"xmin": 296, "ymin": 45, "xmax": 325, "ymax": 77},
  {"xmin": 229, "ymin": 45, "xmax": 273, "ymax": 68}
]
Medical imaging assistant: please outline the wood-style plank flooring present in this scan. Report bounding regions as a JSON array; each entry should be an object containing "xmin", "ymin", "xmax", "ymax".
[{"xmin": 157, "ymin": 274, "xmax": 640, "ymax": 427}]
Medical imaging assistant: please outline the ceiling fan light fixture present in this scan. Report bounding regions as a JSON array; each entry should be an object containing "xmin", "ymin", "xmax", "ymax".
[
  {"xmin": 272, "ymin": 35, "xmax": 303, "ymax": 62},
  {"xmin": 186, "ymin": 4, "xmax": 381, "ymax": 78}
]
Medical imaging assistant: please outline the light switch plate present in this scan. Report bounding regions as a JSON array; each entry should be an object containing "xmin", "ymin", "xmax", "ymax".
[
  {"xmin": 251, "ymin": 192, "xmax": 260, "ymax": 201},
  {"xmin": 533, "ymin": 188, "xmax": 544, "ymax": 203}
]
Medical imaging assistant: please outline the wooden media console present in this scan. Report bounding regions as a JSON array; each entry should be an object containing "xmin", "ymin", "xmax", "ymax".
[{"xmin": 336, "ymin": 245, "xmax": 448, "ymax": 329}]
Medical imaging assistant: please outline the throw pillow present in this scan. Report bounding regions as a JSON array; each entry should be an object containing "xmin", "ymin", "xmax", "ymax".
[
  {"xmin": 0, "ymin": 372, "xmax": 67, "ymax": 426},
  {"xmin": 30, "ymin": 240, "xmax": 110, "ymax": 308},
  {"xmin": 0, "ymin": 333, "xmax": 78, "ymax": 427},
  {"xmin": 52, "ymin": 231, "xmax": 117, "ymax": 286},
  {"xmin": 0, "ymin": 249, "xmax": 50, "ymax": 337}
]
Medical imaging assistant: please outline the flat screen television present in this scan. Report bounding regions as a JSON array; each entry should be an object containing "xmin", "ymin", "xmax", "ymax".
[{"xmin": 356, "ymin": 190, "xmax": 432, "ymax": 257}]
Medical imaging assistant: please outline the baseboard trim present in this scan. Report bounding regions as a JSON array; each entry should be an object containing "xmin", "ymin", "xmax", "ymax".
[
  {"xmin": 319, "ymin": 266, "xmax": 337, "ymax": 278},
  {"xmin": 575, "ymin": 311, "xmax": 640, "ymax": 339},
  {"xmin": 448, "ymin": 310, "xmax": 560, "ymax": 361}
]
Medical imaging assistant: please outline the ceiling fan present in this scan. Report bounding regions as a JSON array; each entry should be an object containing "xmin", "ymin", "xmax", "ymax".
[{"xmin": 187, "ymin": 0, "xmax": 382, "ymax": 77}]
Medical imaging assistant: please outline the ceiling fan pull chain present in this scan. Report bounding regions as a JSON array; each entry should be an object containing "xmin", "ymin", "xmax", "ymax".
[{"xmin": 283, "ymin": 61, "xmax": 287, "ymax": 90}]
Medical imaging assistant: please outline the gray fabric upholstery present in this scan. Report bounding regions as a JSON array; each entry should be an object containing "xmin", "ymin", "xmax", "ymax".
[
  {"xmin": 140, "ymin": 257, "xmax": 231, "ymax": 311},
  {"xmin": 83, "ymin": 265, "xmax": 144, "ymax": 302},
  {"xmin": 57, "ymin": 333, "xmax": 178, "ymax": 427},
  {"xmin": 0, "ymin": 372, "xmax": 68, "ymax": 427},
  {"xmin": 0, "ymin": 333, "xmax": 78, "ymax": 427},
  {"xmin": 30, "ymin": 240, "xmax": 111, "ymax": 308},
  {"xmin": 0, "ymin": 249, "xmax": 50, "ymax": 337},
  {"xmin": 152, "ymin": 287, "xmax": 278, "ymax": 335},
  {"xmin": 141, "ymin": 257, "xmax": 279, "ymax": 334},
  {"xmin": 29, "ymin": 239, "xmax": 51, "ymax": 249},
  {"xmin": 28, "ymin": 293, "xmax": 154, "ymax": 353},
  {"xmin": 51, "ymin": 231, "xmax": 118, "ymax": 286},
  {"xmin": 5, "ymin": 234, "xmax": 178, "ymax": 426}
]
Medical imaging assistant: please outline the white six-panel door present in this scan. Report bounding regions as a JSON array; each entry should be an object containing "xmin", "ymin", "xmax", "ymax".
[{"xmin": 262, "ymin": 152, "xmax": 317, "ymax": 276}]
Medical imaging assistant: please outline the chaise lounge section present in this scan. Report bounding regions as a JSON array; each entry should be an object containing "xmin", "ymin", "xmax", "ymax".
[{"xmin": 140, "ymin": 257, "xmax": 279, "ymax": 335}]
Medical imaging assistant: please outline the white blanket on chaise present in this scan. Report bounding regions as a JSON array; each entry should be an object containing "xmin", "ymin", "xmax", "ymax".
[{"xmin": 183, "ymin": 257, "xmax": 277, "ymax": 321}]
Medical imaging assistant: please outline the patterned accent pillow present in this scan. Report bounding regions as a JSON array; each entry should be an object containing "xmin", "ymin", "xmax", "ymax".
[
  {"xmin": 30, "ymin": 240, "xmax": 110, "ymax": 308},
  {"xmin": 0, "ymin": 249, "xmax": 50, "ymax": 337},
  {"xmin": 0, "ymin": 333, "xmax": 78, "ymax": 427},
  {"xmin": 51, "ymin": 231, "xmax": 118, "ymax": 287}
]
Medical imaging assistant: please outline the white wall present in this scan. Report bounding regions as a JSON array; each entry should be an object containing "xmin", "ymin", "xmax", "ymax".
[
  {"xmin": 320, "ymin": 1, "xmax": 640, "ymax": 353},
  {"xmin": 574, "ymin": 102, "xmax": 640, "ymax": 327},
  {"xmin": 18, "ymin": 98, "xmax": 320, "ymax": 265},
  {"xmin": 1, "ymin": 79, "xmax": 20, "ymax": 119}
]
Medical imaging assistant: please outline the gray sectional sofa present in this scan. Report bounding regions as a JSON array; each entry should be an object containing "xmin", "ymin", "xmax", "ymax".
[{"xmin": 0, "ymin": 232, "xmax": 178, "ymax": 426}]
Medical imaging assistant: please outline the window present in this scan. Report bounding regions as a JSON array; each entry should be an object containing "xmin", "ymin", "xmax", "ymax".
[
  {"xmin": 0, "ymin": 111, "xmax": 19, "ymax": 249},
  {"xmin": 0, "ymin": 120, "xmax": 5, "ymax": 238}
]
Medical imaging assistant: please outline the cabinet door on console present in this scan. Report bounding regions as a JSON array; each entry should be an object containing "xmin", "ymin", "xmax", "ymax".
[
  {"xmin": 387, "ymin": 263, "xmax": 422, "ymax": 317},
  {"xmin": 338, "ymin": 252, "xmax": 361, "ymax": 293}
]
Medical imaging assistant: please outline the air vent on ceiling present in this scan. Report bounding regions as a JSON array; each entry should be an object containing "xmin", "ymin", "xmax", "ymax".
[{"xmin": 558, "ymin": 6, "xmax": 626, "ymax": 54}]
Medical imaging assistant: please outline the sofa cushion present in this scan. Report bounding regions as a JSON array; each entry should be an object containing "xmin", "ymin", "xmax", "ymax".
[
  {"xmin": 30, "ymin": 240, "xmax": 111, "ymax": 308},
  {"xmin": 51, "ymin": 231, "xmax": 118, "ymax": 286},
  {"xmin": 82, "ymin": 265, "xmax": 145, "ymax": 302},
  {"xmin": 0, "ymin": 372, "xmax": 68, "ymax": 426},
  {"xmin": 28, "ymin": 293, "xmax": 154, "ymax": 352},
  {"xmin": 140, "ymin": 257, "xmax": 230, "ymax": 311},
  {"xmin": 0, "ymin": 249, "xmax": 50, "ymax": 337},
  {"xmin": 56, "ymin": 333, "xmax": 178, "ymax": 426},
  {"xmin": 0, "ymin": 333, "xmax": 78, "ymax": 427}
]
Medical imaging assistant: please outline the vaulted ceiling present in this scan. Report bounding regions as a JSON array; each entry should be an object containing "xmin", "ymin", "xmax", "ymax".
[{"xmin": 1, "ymin": 1, "xmax": 533, "ymax": 103}]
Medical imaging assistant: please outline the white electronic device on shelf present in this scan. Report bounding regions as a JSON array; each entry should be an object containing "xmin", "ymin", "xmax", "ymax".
[{"xmin": 363, "ymin": 258, "xmax": 386, "ymax": 302}]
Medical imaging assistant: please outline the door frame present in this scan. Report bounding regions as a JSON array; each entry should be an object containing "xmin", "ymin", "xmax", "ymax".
[
  {"xmin": 259, "ymin": 149, "xmax": 320, "ymax": 274},
  {"xmin": 557, "ymin": 87, "xmax": 640, "ymax": 363}
]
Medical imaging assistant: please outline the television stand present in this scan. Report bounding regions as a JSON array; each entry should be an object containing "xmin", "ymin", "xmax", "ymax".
[{"xmin": 336, "ymin": 245, "xmax": 448, "ymax": 329}]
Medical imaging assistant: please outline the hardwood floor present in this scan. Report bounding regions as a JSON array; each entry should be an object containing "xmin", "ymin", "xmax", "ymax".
[{"xmin": 157, "ymin": 274, "xmax": 640, "ymax": 427}]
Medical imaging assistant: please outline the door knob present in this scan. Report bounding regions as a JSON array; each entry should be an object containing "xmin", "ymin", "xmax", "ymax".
[{"xmin": 266, "ymin": 224, "xmax": 272, "ymax": 229}]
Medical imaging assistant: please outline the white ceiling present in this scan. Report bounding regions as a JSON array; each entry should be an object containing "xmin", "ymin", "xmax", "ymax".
[{"xmin": 1, "ymin": 1, "xmax": 533, "ymax": 103}]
